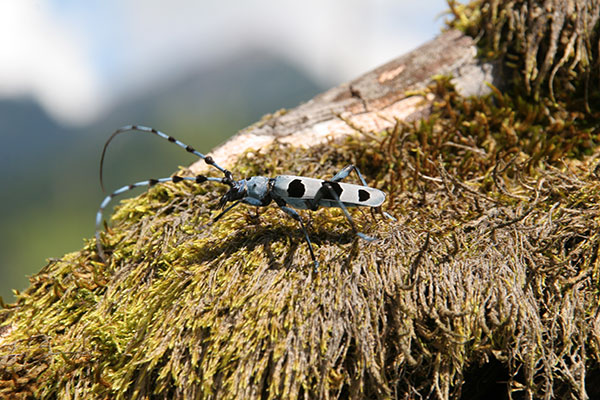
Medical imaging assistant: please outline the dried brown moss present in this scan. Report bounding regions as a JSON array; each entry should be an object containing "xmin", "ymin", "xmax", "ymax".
[
  {"xmin": 1, "ymin": 77, "xmax": 600, "ymax": 399},
  {"xmin": 448, "ymin": 0, "xmax": 600, "ymax": 110}
]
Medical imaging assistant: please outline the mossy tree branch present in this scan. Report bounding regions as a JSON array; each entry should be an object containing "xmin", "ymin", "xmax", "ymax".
[{"xmin": 2, "ymin": 1, "xmax": 600, "ymax": 399}]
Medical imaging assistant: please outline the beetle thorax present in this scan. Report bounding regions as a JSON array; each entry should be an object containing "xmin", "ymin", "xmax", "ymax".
[{"xmin": 245, "ymin": 176, "xmax": 269, "ymax": 200}]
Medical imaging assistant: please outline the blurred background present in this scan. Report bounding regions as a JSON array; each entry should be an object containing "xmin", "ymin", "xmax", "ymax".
[{"xmin": 0, "ymin": 0, "xmax": 447, "ymax": 302}]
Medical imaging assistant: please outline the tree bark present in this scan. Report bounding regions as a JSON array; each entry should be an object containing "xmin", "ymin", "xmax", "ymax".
[{"xmin": 194, "ymin": 29, "xmax": 496, "ymax": 174}]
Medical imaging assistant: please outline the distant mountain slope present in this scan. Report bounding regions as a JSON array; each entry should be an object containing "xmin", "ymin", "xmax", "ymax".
[{"xmin": 0, "ymin": 50, "xmax": 326, "ymax": 302}]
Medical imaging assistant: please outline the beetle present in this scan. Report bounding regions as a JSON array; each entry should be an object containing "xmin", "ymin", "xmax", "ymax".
[{"xmin": 96, "ymin": 125, "xmax": 392, "ymax": 269}]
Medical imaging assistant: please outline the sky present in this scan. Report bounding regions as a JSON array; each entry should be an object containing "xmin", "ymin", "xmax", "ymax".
[{"xmin": 0, "ymin": 0, "xmax": 449, "ymax": 126}]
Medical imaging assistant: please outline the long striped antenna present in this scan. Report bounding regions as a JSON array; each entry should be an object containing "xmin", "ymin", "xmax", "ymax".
[
  {"xmin": 99, "ymin": 125, "xmax": 233, "ymax": 192},
  {"xmin": 95, "ymin": 174, "xmax": 226, "ymax": 261}
]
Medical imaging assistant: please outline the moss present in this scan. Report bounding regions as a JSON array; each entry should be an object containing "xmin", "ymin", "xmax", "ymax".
[
  {"xmin": 447, "ymin": 0, "xmax": 600, "ymax": 113},
  {"xmin": 1, "ymin": 76, "xmax": 599, "ymax": 399}
]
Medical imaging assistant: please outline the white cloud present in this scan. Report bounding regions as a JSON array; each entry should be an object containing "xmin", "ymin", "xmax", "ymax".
[
  {"xmin": 0, "ymin": 0, "xmax": 105, "ymax": 125},
  {"xmin": 115, "ymin": 0, "xmax": 446, "ymax": 86},
  {"xmin": 0, "ymin": 0, "xmax": 447, "ymax": 126}
]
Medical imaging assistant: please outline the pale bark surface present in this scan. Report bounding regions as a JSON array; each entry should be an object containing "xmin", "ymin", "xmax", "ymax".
[{"xmin": 194, "ymin": 29, "xmax": 495, "ymax": 174}]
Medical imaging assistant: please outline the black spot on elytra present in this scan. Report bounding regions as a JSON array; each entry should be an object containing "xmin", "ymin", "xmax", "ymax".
[
  {"xmin": 358, "ymin": 189, "xmax": 370, "ymax": 202},
  {"xmin": 287, "ymin": 179, "xmax": 306, "ymax": 198},
  {"xmin": 172, "ymin": 175, "xmax": 183, "ymax": 183},
  {"xmin": 322, "ymin": 181, "xmax": 343, "ymax": 200}
]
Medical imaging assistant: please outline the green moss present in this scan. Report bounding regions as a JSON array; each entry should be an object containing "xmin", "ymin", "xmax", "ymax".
[{"xmin": 1, "ymin": 76, "xmax": 600, "ymax": 399}]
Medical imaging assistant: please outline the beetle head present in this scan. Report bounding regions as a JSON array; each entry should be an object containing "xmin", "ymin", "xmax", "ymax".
[{"xmin": 218, "ymin": 179, "xmax": 247, "ymax": 208}]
